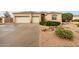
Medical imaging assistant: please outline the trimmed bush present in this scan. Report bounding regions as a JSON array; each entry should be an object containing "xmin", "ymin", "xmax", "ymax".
[
  {"xmin": 40, "ymin": 21, "xmax": 61, "ymax": 26},
  {"xmin": 45, "ymin": 21, "xmax": 60, "ymax": 26},
  {"xmin": 55, "ymin": 28, "xmax": 73, "ymax": 40},
  {"xmin": 39, "ymin": 21, "xmax": 46, "ymax": 25}
]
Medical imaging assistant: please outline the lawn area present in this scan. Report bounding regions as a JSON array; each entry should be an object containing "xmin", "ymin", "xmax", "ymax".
[{"xmin": 39, "ymin": 22, "xmax": 79, "ymax": 47}]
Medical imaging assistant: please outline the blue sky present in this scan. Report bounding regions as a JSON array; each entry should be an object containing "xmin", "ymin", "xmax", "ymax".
[
  {"xmin": 0, "ymin": 11, "xmax": 79, "ymax": 17},
  {"xmin": 61, "ymin": 11, "xmax": 79, "ymax": 15}
]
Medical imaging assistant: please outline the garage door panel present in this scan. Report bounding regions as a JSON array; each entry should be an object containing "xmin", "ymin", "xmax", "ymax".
[
  {"xmin": 32, "ymin": 16, "xmax": 40, "ymax": 23},
  {"xmin": 16, "ymin": 17, "xmax": 30, "ymax": 23}
]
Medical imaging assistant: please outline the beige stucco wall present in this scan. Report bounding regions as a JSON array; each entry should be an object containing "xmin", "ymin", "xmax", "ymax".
[
  {"xmin": 32, "ymin": 13, "xmax": 41, "ymax": 16},
  {"xmin": 45, "ymin": 13, "xmax": 52, "ymax": 21},
  {"xmin": 2, "ymin": 17, "xmax": 5, "ymax": 23},
  {"xmin": 56, "ymin": 14, "xmax": 62, "ymax": 22},
  {"xmin": 45, "ymin": 13, "xmax": 62, "ymax": 22},
  {"xmin": 13, "ymin": 13, "xmax": 31, "ymax": 16},
  {"xmin": 13, "ymin": 13, "xmax": 62, "ymax": 23},
  {"xmin": 14, "ymin": 13, "xmax": 41, "ymax": 17},
  {"xmin": 73, "ymin": 16, "xmax": 79, "ymax": 20}
]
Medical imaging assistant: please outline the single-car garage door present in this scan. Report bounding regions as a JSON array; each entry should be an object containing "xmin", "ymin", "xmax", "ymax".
[
  {"xmin": 16, "ymin": 16, "xmax": 30, "ymax": 23},
  {"xmin": 32, "ymin": 16, "xmax": 40, "ymax": 23}
]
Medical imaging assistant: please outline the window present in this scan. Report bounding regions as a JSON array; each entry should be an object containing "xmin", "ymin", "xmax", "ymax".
[{"xmin": 52, "ymin": 16, "xmax": 57, "ymax": 20}]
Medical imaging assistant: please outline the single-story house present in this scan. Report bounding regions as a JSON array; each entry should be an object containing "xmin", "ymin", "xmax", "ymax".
[
  {"xmin": 13, "ymin": 11, "xmax": 62, "ymax": 23},
  {"xmin": 0, "ymin": 11, "xmax": 62, "ymax": 23}
]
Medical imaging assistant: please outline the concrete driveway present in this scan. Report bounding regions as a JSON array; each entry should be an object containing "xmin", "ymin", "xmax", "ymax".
[{"xmin": 0, "ymin": 24, "xmax": 39, "ymax": 47}]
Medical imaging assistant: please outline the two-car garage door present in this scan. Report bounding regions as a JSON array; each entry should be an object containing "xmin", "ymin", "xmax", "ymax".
[
  {"xmin": 16, "ymin": 17, "xmax": 30, "ymax": 23},
  {"xmin": 32, "ymin": 16, "xmax": 40, "ymax": 23},
  {"xmin": 15, "ymin": 16, "xmax": 40, "ymax": 23}
]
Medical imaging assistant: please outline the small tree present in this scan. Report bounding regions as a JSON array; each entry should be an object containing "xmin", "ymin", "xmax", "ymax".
[
  {"xmin": 62, "ymin": 13, "xmax": 73, "ymax": 22},
  {"xmin": 4, "ymin": 11, "xmax": 11, "ymax": 18}
]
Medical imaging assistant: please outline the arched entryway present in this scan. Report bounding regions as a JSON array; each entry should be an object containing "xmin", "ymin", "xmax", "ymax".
[{"xmin": 41, "ymin": 14, "xmax": 45, "ymax": 22}]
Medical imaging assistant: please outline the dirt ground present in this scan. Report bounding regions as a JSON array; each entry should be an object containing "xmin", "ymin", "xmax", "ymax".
[
  {"xmin": 39, "ymin": 22, "xmax": 79, "ymax": 47},
  {"xmin": 0, "ymin": 23, "xmax": 79, "ymax": 47}
]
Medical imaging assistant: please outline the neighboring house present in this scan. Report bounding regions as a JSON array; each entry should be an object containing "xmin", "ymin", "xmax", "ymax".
[
  {"xmin": 73, "ymin": 15, "xmax": 79, "ymax": 20},
  {"xmin": 13, "ymin": 11, "xmax": 62, "ymax": 23},
  {"xmin": 0, "ymin": 16, "xmax": 13, "ymax": 23}
]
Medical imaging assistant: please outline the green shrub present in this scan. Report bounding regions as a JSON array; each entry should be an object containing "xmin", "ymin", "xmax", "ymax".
[
  {"xmin": 46, "ymin": 21, "xmax": 61, "ymax": 26},
  {"xmin": 55, "ymin": 28, "xmax": 73, "ymax": 40},
  {"xmin": 72, "ymin": 19, "xmax": 79, "ymax": 22},
  {"xmin": 40, "ymin": 21, "xmax": 61, "ymax": 26}
]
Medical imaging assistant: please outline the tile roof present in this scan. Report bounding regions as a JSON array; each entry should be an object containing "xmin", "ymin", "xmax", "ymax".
[{"xmin": 13, "ymin": 11, "xmax": 61, "ymax": 14}]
